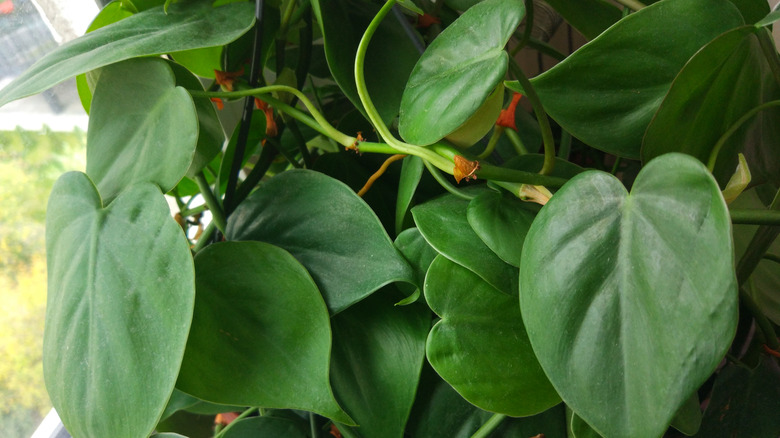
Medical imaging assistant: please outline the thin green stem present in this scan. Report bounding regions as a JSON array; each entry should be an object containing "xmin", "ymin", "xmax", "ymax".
[
  {"xmin": 513, "ymin": 0, "xmax": 534, "ymax": 54},
  {"xmin": 423, "ymin": 160, "xmax": 477, "ymax": 200},
  {"xmin": 309, "ymin": 412, "xmax": 319, "ymax": 438},
  {"xmin": 504, "ymin": 128, "xmax": 528, "ymax": 155},
  {"xmin": 729, "ymin": 208, "xmax": 780, "ymax": 225},
  {"xmin": 194, "ymin": 172, "xmax": 227, "ymax": 234},
  {"xmin": 190, "ymin": 86, "xmax": 355, "ymax": 147},
  {"xmin": 278, "ymin": 0, "xmax": 297, "ymax": 36},
  {"xmin": 741, "ymin": 286, "xmax": 780, "ymax": 351},
  {"xmin": 478, "ymin": 126, "xmax": 504, "ymax": 159},
  {"xmin": 507, "ymin": 57, "xmax": 556, "ymax": 175},
  {"xmin": 610, "ymin": 156, "xmax": 622, "ymax": 175},
  {"xmin": 736, "ymin": 188, "xmax": 780, "ymax": 287},
  {"xmin": 214, "ymin": 407, "xmax": 259, "ymax": 438},
  {"xmin": 614, "ymin": 0, "xmax": 646, "ymax": 11},
  {"xmin": 757, "ymin": 29, "xmax": 780, "ymax": 87},
  {"xmin": 764, "ymin": 253, "xmax": 780, "ymax": 264},
  {"xmin": 707, "ymin": 100, "xmax": 780, "ymax": 172},
  {"xmin": 192, "ymin": 222, "xmax": 216, "ymax": 253},
  {"xmin": 179, "ymin": 204, "xmax": 207, "ymax": 218},
  {"xmin": 477, "ymin": 162, "xmax": 567, "ymax": 187},
  {"xmin": 471, "ymin": 413, "xmax": 507, "ymax": 438}
]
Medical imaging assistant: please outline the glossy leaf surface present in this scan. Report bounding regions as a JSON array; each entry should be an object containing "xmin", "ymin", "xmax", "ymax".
[
  {"xmin": 426, "ymin": 255, "xmax": 560, "ymax": 416},
  {"xmin": 530, "ymin": 0, "xmax": 744, "ymax": 158},
  {"xmin": 642, "ymin": 26, "xmax": 776, "ymax": 185},
  {"xmin": 227, "ymin": 169, "xmax": 414, "ymax": 314},
  {"xmin": 399, "ymin": 0, "xmax": 524, "ymax": 145},
  {"xmin": 396, "ymin": 155, "xmax": 424, "ymax": 235},
  {"xmin": 176, "ymin": 241, "xmax": 352, "ymax": 424},
  {"xmin": 330, "ymin": 290, "xmax": 429, "ymax": 438},
  {"xmin": 0, "ymin": 0, "xmax": 254, "ymax": 106},
  {"xmin": 412, "ymin": 190, "xmax": 518, "ymax": 296},
  {"xmin": 87, "ymin": 58, "xmax": 198, "ymax": 202},
  {"xmin": 519, "ymin": 153, "xmax": 737, "ymax": 438},
  {"xmin": 44, "ymin": 172, "xmax": 195, "ymax": 438},
  {"xmin": 467, "ymin": 189, "xmax": 535, "ymax": 267},
  {"xmin": 542, "ymin": 0, "xmax": 621, "ymax": 40}
]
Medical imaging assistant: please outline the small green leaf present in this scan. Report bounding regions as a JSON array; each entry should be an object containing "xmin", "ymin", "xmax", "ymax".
[
  {"xmin": 519, "ymin": 153, "xmax": 737, "ymax": 438},
  {"xmin": 0, "ymin": 0, "xmax": 254, "ymax": 107},
  {"xmin": 671, "ymin": 392, "xmax": 703, "ymax": 436},
  {"xmin": 394, "ymin": 227, "xmax": 438, "ymax": 293},
  {"xmin": 330, "ymin": 290, "xmax": 429, "ymax": 438},
  {"xmin": 425, "ymin": 255, "xmax": 560, "ymax": 416},
  {"xmin": 399, "ymin": 0, "xmax": 524, "ymax": 145},
  {"xmin": 177, "ymin": 241, "xmax": 352, "ymax": 424},
  {"xmin": 44, "ymin": 172, "xmax": 195, "ymax": 438},
  {"xmin": 412, "ymin": 190, "xmax": 518, "ymax": 296},
  {"xmin": 530, "ymin": 0, "xmax": 744, "ymax": 158},
  {"xmin": 86, "ymin": 58, "xmax": 198, "ymax": 202},
  {"xmin": 396, "ymin": 155, "xmax": 424, "ymax": 236},
  {"xmin": 226, "ymin": 169, "xmax": 415, "ymax": 314},
  {"xmin": 756, "ymin": 9, "xmax": 780, "ymax": 26},
  {"xmin": 466, "ymin": 189, "xmax": 535, "ymax": 267},
  {"xmin": 641, "ymin": 26, "xmax": 775, "ymax": 185}
]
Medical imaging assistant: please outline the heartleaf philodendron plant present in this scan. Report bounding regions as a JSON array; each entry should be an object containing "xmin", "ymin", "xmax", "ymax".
[{"xmin": 3, "ymin": 0, "xmax": 780, "ymax": 436}]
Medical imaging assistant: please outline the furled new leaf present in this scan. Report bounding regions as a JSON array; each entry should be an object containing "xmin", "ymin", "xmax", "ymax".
[
  {"xmin": 86, "ymin": 58, "xmax": 198, "ymax": 202},
  {"xmin": 399, "ymin": 0, "xmax": 524, "ymax": 145},
  {"xmin": 529, "ymin": 0, "xmax": 744, "ymax": 158},
  {"xmin": 44, "ymin": 172, "xmax": 195, "ymax": 438},
  {"xmin": 426, "ymin": 255, "xmax": 560, "ymax": 416},
  {"xmin": 176, "ymin": 241, "xmax": 352, "ymax": 424},
  {"xmin": 519, "ymin": 153, "xmax": 737, "ymax": 438},
  {"xmin": 0, "ymin": 0, "xmax": 254, "ymax": 107},
  {"xmin": 227, "ymin": 169, "xmax": 415, "ymax": 314}
]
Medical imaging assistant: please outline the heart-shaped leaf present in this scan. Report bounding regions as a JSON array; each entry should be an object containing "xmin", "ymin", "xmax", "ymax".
[
  {"xmin": 44, "ymin": 172, "xmax": 195, "ymax": 438},
  {"xmin": 227, "ymin": 169, "xmax": 414, "ymax": 314},
  {"xmin": 425, "ymin": 255, "xmax": 560, "ymax": 416},
  {"xmin": 519, "ymin": 153, "xmax": 738, "ymax": 438},
  {"xmin": 542, "ymin": 0, "xmax": 621, "ymax": 40},
  {"xmin": 412, "ymin": 190, "xmax": 518, "ymax": 296},
  {"xmin": 466, "ymin": 189, "xmax": 536, "ymax": 267},
  {"xmin": 399, "ymin": 0, "xmax": 524, "ymax": 145},
  {"xmin": 176, "ymin": 241, "xmax": 352, "ymax": 424},
  {"xmin": 529, "ymin": 0, "xmax": 744, "ymax": 158},
  {"xmin": 87, "ymin": 58, "xmax": 198, "ymax": 202},
  {"xmin": 0, "ymin": 0, "xmax": 254, "ymax": 106},
  {"xmin": 330, "ymin": 290, "xmax": 429, "ymax": 437},
  {"xmin": 641, "ymin": 26, "xmax": 778, "ymax": 185}
]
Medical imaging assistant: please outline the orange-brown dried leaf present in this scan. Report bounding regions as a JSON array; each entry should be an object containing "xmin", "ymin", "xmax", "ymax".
[
  {"xmin": 417, "ymin": 13, "xmax": 441, "ymax": 28},
  {"xmin": 453, "ymin": 155, "xmax": 480, "ymax": 183},
  {"xmin": 210, "ymin": 97, "xmax": 225, "ymax": 110},
  {"xmin": 214, "ymin": 67, "xmax": 245, "ymax": 91}
]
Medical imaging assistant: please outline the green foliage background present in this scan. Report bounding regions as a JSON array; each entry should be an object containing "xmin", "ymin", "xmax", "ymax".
[{"xmin": 0, "ymin": 127, "xmax": 85, "ymax": 437}]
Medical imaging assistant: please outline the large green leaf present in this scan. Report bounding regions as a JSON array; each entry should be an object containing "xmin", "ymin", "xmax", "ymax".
[
  {"xmin": 176, "ymin": 241, "xmax": 352, "ymax": 424},
  {"xmin": 642, "ymin": 26, "xmax": 778, "ymax": 186},
  {"xmin": 398, "ymin": 0, "xmax": 524, "ymax": 146},
  {"xmin": 44, "ymin": 172, "xmax": 195, "ymax": 438},
  {"xmin": 396, "ymin": 155, "xmax": 424, "ymax": 235},
  {"xmin": 529, "ymin": 0, "xmax": 744, "ymax": 159},
  {"xmin": 695, "ymin": 358, "xmax": 780, "ymax": 437},
  {"xmin": 412, "ymin": 190, "xmax": 518, "ymax": 296},
  {"xmin": 86, "ymin": 58, "xmax": 198, "ymax": 202},
  {"xmin": 466, "ymin": 189, "xmax": 535, "ymax": 267},
  {"xmin": 0, "ymin": 0, "xmax": 254, "ymax": 107},
  {"xmin": 311, "ymin": 0, "xmax": 420, "ymax": 127},
  {"xmin": 543, "ymin": 0, "xmax": 621, "ymax": 40},
  {"xmin": 519, "ymin": 153, "xmax": 737, "ymax": 438},
  {"xmin": 330, "ymin": 290, "xmax": 429, "ymax": 438},
  {"xmin": 226, "ymin": 169, "xmax": 415, "ymax": 314},
  {"xmin": 425, "ymin": 255, "xmax": 560, "ymax": 416}
]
